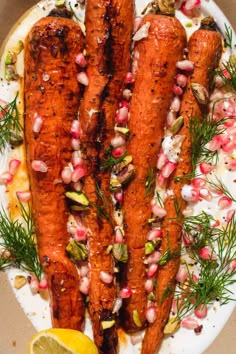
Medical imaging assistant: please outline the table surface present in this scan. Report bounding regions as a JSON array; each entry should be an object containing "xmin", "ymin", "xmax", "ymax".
[{"xmin": 0, "ymin": 1, "xmax": 235, "ymax": 354}]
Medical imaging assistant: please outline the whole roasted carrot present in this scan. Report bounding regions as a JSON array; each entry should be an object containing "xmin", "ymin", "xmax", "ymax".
[
  {"xmin": 24, "ymin": 13, "xmax": 85, "ymax": 329},
  {"xmin": 141, "ymin": 17, "xmax": 223, "ymax": 354},
  {"xmin": 119, "ymin": 5, "xmax": 187, "ymax": 331}
]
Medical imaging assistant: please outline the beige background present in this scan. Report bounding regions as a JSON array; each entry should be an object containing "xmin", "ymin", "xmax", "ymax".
[{"xmin": 0, "ymin": 1, "xmax": 235, "ymax": 353}]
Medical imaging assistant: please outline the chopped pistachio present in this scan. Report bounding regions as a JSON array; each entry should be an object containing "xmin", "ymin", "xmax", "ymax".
[
  {"xmin": 106, "ymin": 245, "xmax": 113, "ymax": 255},
  {"xmin": 147, "ymin": 292, "xmax": 156, "ymax": 302},
  {"xmin": 65, "ymin": 191, "xmax": 89, "ymax": 206},
  {"xmin": 113, "ymin": 243, "xmax": 128, "ymax": 263},
  {"xmin": 69, "ymin": 204, "xmax": 90, "ymax": 212},
  {"xmin": 66, "ymin": 240, "xmax": 87, "ymax": 262},
  {"xmin": 145, "ymin": 241, "xmax": 156, "ymax": 255},
  {"xmin": 117, "ymin": 164, "xmax": 135, "ymax": 185},
  {"xmin": 132, "ymin": 310, "xmax": 142, "ymax": 328},
  {"xmin": 5, "ymin": 65, "xmax": 19, "ymax": 81},
  {"xmin": 163, "ymin": 316, "xmax": 180, "ymax": 334},
  {"xmin": 168, "ymin": 116, "xmax": 184, "ymax": 135},
  {"xmin": 14, "ymin": 275, "xmax": 27, "ymax": 289},
  {"xmin": 101, "ymin": 320, "xmax": 116, "ymax": 330},
  {"xmin": 55, "ymin": 0, "xmax": 66, "ymax": 7},
  {"xmin": 113, "ymin": 155, "xmax": 133, "ymax": 173},
  {"xmin": 114, "ymin": 126, "xmax": 130, "ymax": 136},
  {"xmin": 191, "ymin": 83, "xmax": 209, "ymax": 105},
  {"xmin": 110, "ymin": 177, "xmax": 122, "ymax": 191},
  {"xmin": 5, "ymin": 51, "xmax": 17, "ymax": 65},
  {"xmin": 9, "ymin": 130, "xmax": 23, "ymax": 146}
]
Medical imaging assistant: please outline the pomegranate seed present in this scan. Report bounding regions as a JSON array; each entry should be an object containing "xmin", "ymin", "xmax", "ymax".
[
  {"xmin": 176, "ymin": 60, "xmax": 194, "ymax": 71},
  {"xmin": 75, "ymin": 53, "xmax": 87, "ymax": 67},
  {"xmin": 119, "ymin": 101, "xmax": 130, "ymax": 109},
  {"xmin": 210, "ymin": 219, "xmax": 220, "ymax": 228},
  {"xmin": 173, "ymin": 85, "xmax": 183, "ymax": 96},
  {"xmin": 72, "ymin": 181, "xmax": 83, "ymax": 192},
  {"xmin": 70, "ymin": 120, "xmax": 81, "ymax": 139},
  {"xmin": 176, "ymin": 265, "xmax": 188, "ymax": 283},
  {"xmin": 0, "ymin": 99, "xmax": 8, "ymax": 118},
  {"xmin": 191, "ymin": 177, "xmax": 206, "ymax": 189},
  {"xmin": 120, "ymin": 286, "xmax": 132, "ymax": 298},
  {"xmin": 208, "ymin": 134, "xmax": 227, "ymax": 151},
  {"xmin": 111, "ymin": 135, "xmax": 126, "ymax": 148},
  {"xmin": 0, "ymin": 171, "xmax": 13, "ymax": 185},
  {"xmin": 79, "ymin": 276, "xmax": 90, "ymax": 294},
  {"xmin": 228, "ymin": 259, "xmax": 236, "ymax": 272},
  {"xmin": 223, "ymin": 69, "xmax": 231, "ymax": 79},
  {"xmin": 61, "ymin": 166, "xmax": 72, "ymax": 184},
  {"xmin": 8, "ymin": 159, "xmax": 21, "ymax": 175},
  {"xmin": 71, "ymin": 165, "xmax": 87, "ymax": 183},
  {"xmin": 112, "ymin": 146, "xmax": 126, "ymax": 158},
  {"xmin": 147, "ymin": 228, "xmax": 163, "ymax": 241},
  {"xmin": 194, "ymin": 304, "xmax": 208, "ymax": 319},
  {"xmin": 181, "ymin": 185, "xmax": 199, "ymax": 203},
  {"xmin": 74, "ymin": 224, "xmax": 88, "ymax": 241},
  {"xmin": 112, "ymin": 297, "xmax": 123, "ymax": 314},
  {"xmin": 222, "ymin": 140, "xmax": 235, "ymax": 153},
  {"xmin": 122, "ymin": 88, "xmax": 132, "ymax": 101},
  {"xmin": 182, "ymin": 231, "xmax": 194, "ymax": 245},
  {"xmin": 226, "ymin": 209, "xmax": 236, "ymax": 223},
  {"xmin": 145, "ymin": 306, "xmax": 157, "ymax": 324},
  {"xmin": 133, "ymin": 16, "xmax": 142, "ymax": 33},
  {"xmin": 156, "ymin": 172, "xmax": 167, "ymax": 188},
  {"xmin": 114, "ymin": 189, "xmax": 124, "ymax": 203},
  {"xmin": 71, "ymin": 138, "xmax": 80, "ymax": 151},
  {"xmin": 39, "ymin": 277, "xmax": 48, "ymax": 289},
  {"xmin": 181, "ymin": 317, "xmax": 199, "ymax": 330},
  {"xmin": 224, "ymin": 157, "xmax": 236, "ymax": 171},
  {"xmin": 77, "ymin": 71, "xmax": 89, "ymax": 86},
  {"xmin": 170, "ymin": 96, "xmax": 181, "ymax": 112},
  {"xmin": 144, "ymin": 278, "xmax": 154, "ymax": 293},
  {"xmin": 199, "ymin": 188, "xmax": 212, "ymax": 201},
  {"xmin": 199, "ymin": 247, "xmax": 217, "ymax": 260},
  {"xmin": 72, "ymin": 151, "xmax": 82, "ymax": 167},
  {"xmin": 199, "ymin": 162, "xmax": 215, "ymax": 174},
  {"xmin": 130, "ymin": 333, "xmax": 143, "ymax": 345},
  {"xmin": 32, "ymin": 115, "xmax": 43, "ymax": 133},
  {"xmin": 79, "ymin": 263, "xmax": 90, "ymax": 277},
  {"xmin": 156, "ymin": 151, "xmax": 168, "ymax": 170},
  {"xmin": 147, "ymin": 263, "xmax": 158, "ymax": 278},
  {"xmin": 115, "ymin": 106, "xmax": 129, "ymax": 124},
  {"xmin": 99, "ymin": 271, "xmax": 113, "ymax": 284},
  {"xmin": 161, "ymin": 161, "xmax": 177, "ymax": 178},
  {"xmin": 176, "ymin": 74, "xmax": 187, "ymax": 88},
  {"xmin": 124, "ymin": 72, "xmax": 133, "ymax": 84},
  {"xmin": 152, "ymin": 204, "xmax": 167, "ymax": 218},
  {"xmin": 30, "ymin": 277, "xmax": 39, "ymax": 295},
  {"xmin": 166, "ymin": 110, "xmax": 176, "ymax": 126},
  {"xmin": 16, "ymin": 191, "xmax": 31, "ymax": 202},
  {"xmin": 32, "ymin": 160, "xmax": 48, "ymax": 173},
  {"xmin": 147, "ymin": 251, "xmax": 161, "ymax": 264},
  {"xmin": 218, "ymin": 196, "xmax": 232, "ymax": 209}
]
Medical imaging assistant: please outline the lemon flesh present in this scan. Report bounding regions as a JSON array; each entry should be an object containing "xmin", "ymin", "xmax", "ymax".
[{"xmin": 28, "ymin": 328, "xmax": 99, "ymax": 354}]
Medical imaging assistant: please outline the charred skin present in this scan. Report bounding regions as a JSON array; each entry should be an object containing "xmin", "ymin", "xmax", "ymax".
[
  {"xmin": 24, "ymin": 16, "xmax": 85, "ymax": 330},
  {"xmin": 120, "ymin": 14, "xmax": 187, "ymax": 332},
  {"xmin": 141, "ymin": 21, "xmax": 222, "ymax": 354}
]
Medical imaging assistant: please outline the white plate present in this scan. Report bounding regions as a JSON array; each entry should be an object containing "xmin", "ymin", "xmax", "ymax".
[{"xmin": 0, "ymin": 1, "xmax": 236, "ymax": 353}]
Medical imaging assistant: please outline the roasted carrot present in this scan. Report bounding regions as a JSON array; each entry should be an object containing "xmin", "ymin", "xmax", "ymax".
[
  {"xmin": 141, "ymin": 17, "xmax": 223, "ymax": 354},
  {"xmin": 119, "ymin": 10, "xmax": 187, "ymax": 332},
  {"xmin": 24, "ymin": 14, "xmax": 85, "ymax": 329}
]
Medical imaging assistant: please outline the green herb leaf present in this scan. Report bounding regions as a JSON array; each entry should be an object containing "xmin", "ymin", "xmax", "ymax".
[
  {"xmin": 144, "ymin": 165, "xmax": 155, "ymax": 199},
  {"xmin": 224, "ymin": 24, "xmax": 233, "ymax": 49}
]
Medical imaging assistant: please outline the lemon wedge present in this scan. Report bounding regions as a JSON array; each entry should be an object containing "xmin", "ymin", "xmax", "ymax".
[{"xmin": 28, "ymin": 328, "xmax": 99, "ymax": 354}]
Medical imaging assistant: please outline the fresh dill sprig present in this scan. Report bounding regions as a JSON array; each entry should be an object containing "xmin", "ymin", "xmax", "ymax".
[
  {"xmin": 144, "ymin": 165, "xmax": 155, "ymax": 198},
  {"xmin": 155, "ymin": 191, "xmax": 164, "ymax": 208},
  {"xmin": 158, "ymin": 233, "xmax": 181, "ymax": 266},
  {"xmin": 174, "ymin": 212, "xmax": 236, "ymax": 319},
  {"xmin": 190, "ymin": 116, "xmax": 226, "ymax": 174},
  {"xmin": 214, "ymin": 59, "xmax": 236, "ymax": 93},
  {"xmin": 101, "ymin": 146, "xmax": 128, "ymax": 172},
  {"xmin": 0, "ymin": 202, "xmax": 42, "ymax": 280},
  {"xmin": 207, "ymin": 176, "xmax": 236, "ymax": 203},
  {"xmin": 0, "ymin": 93, "xmax": 22, "ymax": 151},
  {"xmin": 224, "ymin": 24, "xmax": 233, "ymax": 49},
  {"xmin": 91, "ymin": 182, "xmax": 113, "ymax": 226}
]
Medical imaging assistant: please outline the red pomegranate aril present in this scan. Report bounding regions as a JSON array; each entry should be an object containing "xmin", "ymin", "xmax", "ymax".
[
  {"xmin": 147, "ymin": 263, "xmax": 158, "ymax": 278},
  {"xmin": 222, "ymin": 140, "xmax": 235, "ymax": 153},
  {"xmin": 156, "ymin": 151, "xmax": 168, "ymax": 170},
  {"xmin": 166, "ymin": 110, "xmax": 176, "ymax": 127},
  {"xmin": 79, "ymin": 276, "xmax": 90, "ymax": 294},
  {"xmin": 199, "ymin": 188, "xmax": 212, "ymax": 201},
  {"xmin": 144, "ymin": 278, "xmax": 154, "ymax": 293},
  {"xmin": 77, "ymin": 71, "xmax": 89, "ymax": 86},
  {"xmin": 170, "ymin": 96, "xmax": 181, "ymax": 112},
  {"xmin": 173, "ymin": 85, "xmax": 183, "ymax": 96},
  {"xmin": 8, "ymin": 159, "xmax": 21, "ymax": 175},
  {"xmin": 75, "ymin": 53, "xmax": 87, "ymax": 67},
  {"xmin": 147, "ymin": 251, "xmax": 161, "ymax": 264},
  {"xmin": 72, "ymin": 151, "xmax": 82, "ymax": 167},
  {"xmin": 199, "ymin": 162, "xmax": 215, "ymax": 174},
  {"xmin": 99, "ymin": 271, "xmax": 113, "ymax": 284},
  {"xmin": 199, "ymin": 247, "xmax": 217, "ymax": 260},
  {"xmin": 115, "ymin": 106, "xmax": 129, "ymax": 124},
  {"xmin": 112, "ymin": 146, "xmax": 126, "ymax": 158},
  {"xmin": 176, "ymin": 60, "xmax": 194, "ymax": 71},
  {"xmin": 16, "ymin": 191, "xmax": 31, "ymax": 202},
  {"xmin": 111, "ymin": 135, "xmax": 126, "ymax": 148},
  {"xmin": 112, "ymin": 297, "xmax": 123, "ymax": 314},
  {"xmin": 146, "ymin": 306, "xmax": 157, "ymax": 324},
  {"xmin": 0, "ymin": 171, "xmax": 13, "ymax": 185},
  {"xmin": 119, "ymin": 100, "xmax": 130, "ymax": 109},
  {"xmin": 176, "ymin": 265, "xmax": 188, "ymax": 283},
  {"xmin": 226, "ymin": 209, "xmax": 236, "ymax": 223},
  {"xmin": 224, "ymin": 157, "xmax": 236, "ymax": 171},
  {"xmin": 218, "ymin": 196, "xmax": 232, "ymax": 210},
  {"xmin": 80, "ymin": 264, "xmax": 90, "ymax": 277},
  {"xmin": 191, "ymin": 177, "xmax": 206, "ymax": 189},
  {"xmin": 161, "ymin": 161, "xmax": 177, "ymax": 178},
  {"xmin": 228, "ymin": 259, "xmax": 236, "ymax": 272},
  {"xmin": 124, "ymin": 72, "xmax": 133, "ymax": 84},
  {"xmin": 30, "ymin": 277, "xmax": 39, "ymax": 295},
  {"xmin": 156, "ymin": 172, "xmax": 168, "ymax": 188},
  {"xmin": 181, "ymin": 317, "xmax": 199, "ymax": 330},
  {"xmin": 71, "ymin": 138, "xmax": 80, "ymax": 151},
  {"xmin": 71, "ymin": 165, "xmax": 87, "ymax": 183},
  {"xmin": 32, "ymin": 160, "xmax": 48, "ymax": 173},
  {"xmin": 70, "ymin": 120, "xmax": 81, "ymax": 139},
  {"xmin": 74, "ymin": 224, "xmax": 88, "ymax": 241},
  {"xmin": 32, "ymin": 115, "xmax": 43, "ymax": 133},
  {"xmin": 152, "ymin": 204, "xmax": 167, "ymax": 218},
  {"xmin": 176, "ymin": 73, "xmax": 187, "ymax": 88},
  {"xmin": 194, "ymin": 304, "xmax": 208, "ymax": 319},
  {"xmin": 114, "ymin": 227, "xmax": 124, "ymax": 244},
  {"xmin": 120, "ymin": 286, "xmax": 132, "ymax": 299},
  {"xmin": 114, "ymin": 189, "xmax": 124, "ymax": 203},
  {"xmin": 39, "ymin": 277, "xmax": 48, "ymax": 290},
  {"xmin": 147, "ymin": 228, "xmax": 163, "ymax": 241},
  {"xmin": 61, "ymin": 166, "xmax": 72, "ymax": 184},
  {"xmin": 182, "ymin": 231, "xmax": 194, "ymax": 245}
]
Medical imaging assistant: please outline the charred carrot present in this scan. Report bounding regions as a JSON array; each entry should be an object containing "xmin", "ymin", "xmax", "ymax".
[
  {"xmin": 119, "ymin": 5, "xmax": 187, "ymax": 332},
  {"xmin": 141, "ymin": 16, "xmax": 223, "ymax": 354},
  {"xmin": 24, "ymin": 13, "xmax": 85, "ymax": 329}
]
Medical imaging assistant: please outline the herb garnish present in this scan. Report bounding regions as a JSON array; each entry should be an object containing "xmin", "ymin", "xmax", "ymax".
[
  {"xmin": 0, "ymin": 202, "xmax": 42, "ymax": 280},
  {"xmin": 101, "ymin": 146, "xmax": 128, "ymax": 172},
  {"xmin": 0, "ymin": 93, "xmax": 23, "ymax": 151},
  {"xmin": 207, "ymin": 176, "xmax": 236, "ymax": 202},
  {"xmin": 174, "ymin": 212, "xmax": 236, "ymax": 319},
  {"xmin": 224, "ymin": 24, "xmax": 233, "ymax": 49},
  {"xmin": 144, "ymin": 165, "xmax": 155, "ymax": 198},
  {"xmin": 214, "ymin": 58, "xmax": 236, "ymax": 93},
  {"xmin": 91, "ymin": 182, "xmax": 113, "ymax": 226}
]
